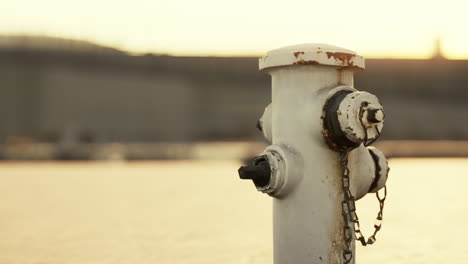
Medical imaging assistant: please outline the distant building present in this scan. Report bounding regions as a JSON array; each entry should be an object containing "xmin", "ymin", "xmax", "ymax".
[
  {"xmin": 432, "ymin": 37, "xmax": 444, "ymax": 60},
  {"xmin": 0, "ymin": 36, "xmax": 467, "ymax": 143}
]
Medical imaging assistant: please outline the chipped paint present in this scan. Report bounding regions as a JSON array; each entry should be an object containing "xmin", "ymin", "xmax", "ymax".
[
  {"xmin": 326, "ymin": 52, "xmax": 356, "ymax": 67},
  {"xmin": 327, "ymin": 154, "xmax": 347, "ymax": 264},
  {"xmin": 294, "ymin": 59, "xmax": 320, "ymax": 65},
  {"xmin": 293, "ymin": 51, "xmax": 305, "ymax": 58}
]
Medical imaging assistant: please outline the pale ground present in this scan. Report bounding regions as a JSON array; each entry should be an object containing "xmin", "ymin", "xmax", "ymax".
[{"xmin": 0, "ymin": 159, "xmax": 467, "ymax": 264}]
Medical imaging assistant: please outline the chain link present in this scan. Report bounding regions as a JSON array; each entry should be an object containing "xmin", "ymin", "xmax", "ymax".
[{"xmin": 340, "ymin": 151, "xmax": 387, "ymax": 263}]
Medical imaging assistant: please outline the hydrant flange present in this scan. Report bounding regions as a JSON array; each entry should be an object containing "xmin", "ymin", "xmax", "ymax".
[
  {"xmin": 239, "ymin": 144, "xmax": 303, "ymax": 198},
  {"xmin": 323, "ymin": 88, "xmax": 384, "ymax": 151}
]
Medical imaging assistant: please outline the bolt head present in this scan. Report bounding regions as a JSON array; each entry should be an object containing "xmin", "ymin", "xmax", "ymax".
[
  {"xmin": 367, "ymin": 108, "xmax": 384, "ymax": 123},
  {"xmin": 330, "ymin": 90, "xmax": 384, "ymax": 145}
]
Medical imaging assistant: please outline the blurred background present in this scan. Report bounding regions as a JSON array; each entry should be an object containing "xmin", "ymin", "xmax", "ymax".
[{"xmin": 1, "ymin": 0, "xmax": 468, "ymax": 263}]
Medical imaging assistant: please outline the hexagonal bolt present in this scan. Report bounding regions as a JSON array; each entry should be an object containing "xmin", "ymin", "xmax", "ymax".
[{"xmin": 366, "ymin": 108, "xmax": 384, "ymax": 124}]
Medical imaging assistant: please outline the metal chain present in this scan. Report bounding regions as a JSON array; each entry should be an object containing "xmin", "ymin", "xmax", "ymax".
[
  {"xmin": 340, "ymin": 152, "xmax": 354, "ymax": 263},
  {"xmin": 340, "ymin": 150, "xmax": 387, "ymax": 264}
]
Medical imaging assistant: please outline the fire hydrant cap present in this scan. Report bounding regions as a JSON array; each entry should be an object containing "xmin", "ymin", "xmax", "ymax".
[{"xmin": 259, "ymin": 43, "xmax": 365, "ymax": 71}]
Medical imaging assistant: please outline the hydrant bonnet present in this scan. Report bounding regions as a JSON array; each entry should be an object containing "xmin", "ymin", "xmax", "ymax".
[{"xmin": 259, "ymin": 43, "xmax": 365, "ymax": 71}]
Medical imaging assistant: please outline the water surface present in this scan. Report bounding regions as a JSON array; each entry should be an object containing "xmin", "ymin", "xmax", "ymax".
[{"xmin": 0, "ymin": 159, "xmax": 466, "ymax": 264}]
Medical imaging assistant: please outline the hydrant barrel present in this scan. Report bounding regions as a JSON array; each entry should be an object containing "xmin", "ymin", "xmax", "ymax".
[
  {"xmin": 239, "ymin": 44, "xmax": 388, "ymax": 264},
  {"xmin": 262, "ymin": 44, "xmax": 364, "ymax": 264}
]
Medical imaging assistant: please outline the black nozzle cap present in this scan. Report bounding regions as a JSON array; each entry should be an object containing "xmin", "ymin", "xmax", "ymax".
[{"xmin": 238, "ymin": 155, "xmax": 271, "ymax": 188}]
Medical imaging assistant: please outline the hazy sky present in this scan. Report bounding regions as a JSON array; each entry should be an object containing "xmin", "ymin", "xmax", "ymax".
[{"xmin": 2, "ymin": 0, "xmax": 468, "ymax": 58}]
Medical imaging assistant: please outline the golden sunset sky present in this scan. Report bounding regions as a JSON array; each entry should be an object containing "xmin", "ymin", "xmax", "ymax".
[{"xmin": 2, "ymin": 0, "xmax": 467, "ymax": 58}]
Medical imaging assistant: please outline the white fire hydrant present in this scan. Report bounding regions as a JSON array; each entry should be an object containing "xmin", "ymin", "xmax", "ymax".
[{"xmin": 238, "ymin": 44, "xmax": 389, "ymax": 264}]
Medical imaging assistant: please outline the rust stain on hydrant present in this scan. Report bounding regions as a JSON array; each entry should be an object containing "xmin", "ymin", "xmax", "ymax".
[
  {"xmin": 326, "ymin": 52, "xmax": 356, "ymax": 67},
  {"xmin": 294, "ymin": 59, "xmax": 320, "ymax": 65},
  {"xmin": 293, "ymin": 51, "xmax": 304, "ymax": 59},
  {"xmin": 293, "ymin": 51, "xmax": 305, "ymax": 58}
]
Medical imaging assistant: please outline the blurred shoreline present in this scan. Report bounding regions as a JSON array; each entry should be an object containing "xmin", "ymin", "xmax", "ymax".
[
  {"xmin": 1, "ymin": 140, "xmax": 468, "ymax": 161},
  {"xmin": 0, "ymin": 141, "xmax": 265, "ymax": 161}
]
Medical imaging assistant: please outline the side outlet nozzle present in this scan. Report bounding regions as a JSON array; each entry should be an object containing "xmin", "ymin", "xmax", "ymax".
[{"xmin": 238, "ymin": 155, "xmax": 271, "ymax": 188}]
